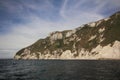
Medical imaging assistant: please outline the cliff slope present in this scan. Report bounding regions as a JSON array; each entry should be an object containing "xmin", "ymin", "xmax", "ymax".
[{"xmin": 14, "ymin": 11, "xmax": 120, "ymax": 59}]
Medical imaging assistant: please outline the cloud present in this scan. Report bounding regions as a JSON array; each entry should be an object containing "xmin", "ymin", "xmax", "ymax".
[
  {"xmin": 0, "ymin": 49, "xmax": 16, "ymax": 59},
  {"xmin": 59, "ymin": 0, "xmax": 105, "ymax": 28},
  {"xmin": 0, "ymin": 0, "xmax": 120, "ymax": 58}
]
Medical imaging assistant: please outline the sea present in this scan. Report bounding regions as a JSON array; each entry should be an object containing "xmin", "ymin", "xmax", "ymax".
[{"xmin": 0, "ymin": 59, "xmax": 120, "ymax": 80}]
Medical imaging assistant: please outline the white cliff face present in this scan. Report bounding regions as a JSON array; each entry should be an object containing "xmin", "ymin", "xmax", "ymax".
[
  {"xmin": 96, "ymin": 20, "xmax": 102, "ymax": 26},
  {"xmin": 15, "ymin": 40, "xmax": 120, "ymax": 59},
  {"xmin": 50, "ymin": 32, "xmax": 63, "ymax": 41},
  {"xmin": 14, "ymin": 55, "xmax": 21, "ymax": 59},
  {"xmin": 66, "ymin": 30, "xmax": 76, "ymax": 38},
  {"xmin": 104, "ymin": 18, "xmax": 110, "ymax": 21},
  {"xmin": 88, "ymin": 22, "xmax": 96, "ymax": 27},
  {"xmin": 88, "ymin": 35, "xmax": 96, "ymax": 41},
  {"xmin": 90, "ymin": 40, "xmax": 120, "ymax": 59},
  {"xmin": 60, "ymin": 50, "xmax": 74, "ymax": 59},
  {"xmin": 21, "ymin": 49, "xmax": 31, "ymax": 56},
  {"xmin": 49, "ymin": 32, "xmax": 63, "ymax": 44},
  {"xmin": 99, "ymin": 28, "xmax": 105, "ymax": 33},
  {"xmin": 14, "ymin": 12, "xmax": 120, "ymax": 60}
]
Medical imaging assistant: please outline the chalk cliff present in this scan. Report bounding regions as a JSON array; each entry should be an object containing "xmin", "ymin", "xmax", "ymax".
[{"xmin": 14, "ymin": 11, "xmax": 120, "ymax": 59}]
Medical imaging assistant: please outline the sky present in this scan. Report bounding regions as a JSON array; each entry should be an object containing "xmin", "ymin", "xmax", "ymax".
[{"xmin": 0, "ymin": 0, "xmax": 120, "ymax": 58}]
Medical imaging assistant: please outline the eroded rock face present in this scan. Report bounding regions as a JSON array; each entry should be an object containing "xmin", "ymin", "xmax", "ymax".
[
  {"xmin": 50, "ymin": 32, "xmax": 63, "ymax": 40},
  {"xmin": 14, "ymin": 11, "xmax": 120, "ymax": 59}
]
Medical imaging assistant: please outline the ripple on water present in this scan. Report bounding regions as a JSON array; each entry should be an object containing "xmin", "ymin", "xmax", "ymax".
[{"xmin": 0, "ymin": 60, "xmax": 120, "ymax": 80}]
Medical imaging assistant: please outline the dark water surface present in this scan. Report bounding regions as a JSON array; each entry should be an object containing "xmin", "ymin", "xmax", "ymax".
[{"xmin": 0, "ymin": 59, "xmax": 120, "ymax": 80}]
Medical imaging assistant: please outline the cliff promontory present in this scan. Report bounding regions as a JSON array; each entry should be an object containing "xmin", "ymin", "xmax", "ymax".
[{"xmin": 14, "ymin": 11, "xmax": 120, "ymax": 59}]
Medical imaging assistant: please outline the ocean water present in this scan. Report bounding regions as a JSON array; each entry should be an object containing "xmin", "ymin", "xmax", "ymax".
[{"xmin": 0, "ymin": 59, "xmax": 120, "ymax": 80}]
